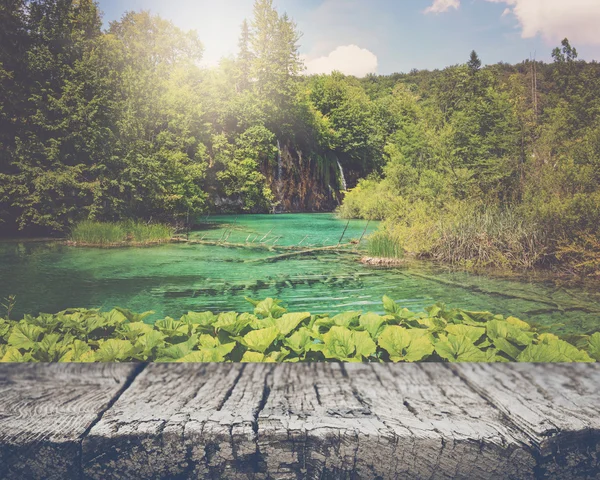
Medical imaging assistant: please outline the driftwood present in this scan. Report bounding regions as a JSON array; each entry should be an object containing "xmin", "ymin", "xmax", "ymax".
[
  {"xmin": 1, "ymin": 363, "xmax": 599, "ymax": 479},
  {"xmin": 245, "ymin": 244, "xmax": 360, "ymax": 264}
]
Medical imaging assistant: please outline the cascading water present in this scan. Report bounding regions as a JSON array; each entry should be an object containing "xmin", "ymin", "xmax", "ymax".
[{"xmin": 337, "ymin": 158, "xmax": 347, "ymax": 191}]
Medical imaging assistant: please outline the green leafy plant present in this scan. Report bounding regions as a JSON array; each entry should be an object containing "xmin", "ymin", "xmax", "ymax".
[{"xmin": 0, "ymin": 297, "xmax": 596, "ymax": 363}]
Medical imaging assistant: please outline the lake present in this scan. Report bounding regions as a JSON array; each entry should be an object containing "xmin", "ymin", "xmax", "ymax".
[{"xmin": 1, "ymin": 213, "xmax": 599, "ymax": 335}]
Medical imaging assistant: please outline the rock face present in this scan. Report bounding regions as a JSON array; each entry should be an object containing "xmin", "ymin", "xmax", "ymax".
[
  {"xmin": 2, "ymin": 363, "xmax": 600, "ymax": 480},
  {"xmin": 263, "ymin": 142, "xmax": 346, "ymax": 212}
]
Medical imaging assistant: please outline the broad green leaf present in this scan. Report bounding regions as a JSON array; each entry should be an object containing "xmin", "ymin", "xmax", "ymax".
[
  {"xmin": 0, "ymin": 320, "xmax": 11, "ymax": 341},
  {"xmin": 382, "ymin": 296, "xmax": 400, "ymax": 315},
  {"xmin": 181, "ymin": 311, "xmax": 216, "ymax": 327},
  {"xmin": 434, "ymin": 334, "xmax": 487, "ymax": 362},
  {"xmin": 250, "ymin": 316, "xmax": 278, "ymax": 330},
  {"xmin": 33, "ymin": 333, "xmax": 72, "ymax": 361},
  {"xmin": 330, "ymin": 311, "xmax": 361, "ymax": 328},
  {"xmin": 155, "ymin": 317, "xmax": 188, "ymax": 339},
  {"xmin": 487, "ymin": 320, "xmax": 535, "ymax": 357},
  {"xmin": 196, "ymin": 336, "xmax": 236, "ymax": 358},
  {"xmin": 426, "ymin": 305, "xmax": 442, "ymax": 318},
  {"xmin": 95, "ymin": 339, "xmax": 134, "ymax": 362},
  {"xmin": 461, "ymin": 311, "xmax": 494, "ymax": 323},
  {"xmin": 60, "ymin": 340, "xmax": 93, "ymax": 362},
  {"xmin": 445, "ymin": 324, "xmax": 485, "ymax": 344},
  {"xmin": 254, "ymin": 298, "xmax": 286, "ymax": 319},
  {"xmin": 241, "ymin": 351, "xmax": 276, "ymax": 363},
  {"xmin": 103, "ymin": 309, "xmax": 129, "ymax": 325},
  {"xmin": 284, "ymin": 328, "xmax": 314, "ymax": 354},
  {"xmin": 417, "ymin": 316, "xmax": 447, "ymax": 334},
  {"xmin": 242, "ymin": 326, "xmax": 279, "ymax": 353},
  {"xmin": 134, "ymin": 330, "xmax": 166, "ymax": 356},
  {"xmin": 1, "ymin": 347, "xmax": 31, "ymax": 362},
  {"xmin": 518, "ymin": 339, "xmax": 593, "ymax": 363},
  {"xmin": 378, "ymin": 326, "xmax": 434, "ymax": 362},
  {"xmin": 214, "ymin": 312, "xmax": 251, "ymax": 335},
  {"xmin": 119, "ymin": 322, "xmax": 154, "ymax": 341},
  {"xmin": 359, "ymin": 312, "xmax": 386, "ymax": 339},
  {"xmin": 155, "ymin": 336, "xmax": 197, "ymax": 362},
  {"xmin": 506, "ymin": 316, "xmax": 531, "ymax": 331},
  {"xmin": 276, "ymin": 312, "xmax": 310, "ymax": 336},
  {"xmin": 588, "ymin": 332, "xmax": 600, "ymax": 361},
  {"xmin": 8, "ymin": 324, "xmax": 43, "ymax": 350},
  {"xmin": 114, "ymin": 308, "xmax": 153, "ymax": 323},
  {"xmin": 321, "ymin": 326, "xmax": 355, "ymax": 359},
  {"xmin": 353, "ymin": 330, "xmax": 377, "ymax": 359},
  {"xmin": 177, "ymin": 349, "xmax": 226, "ymax": 362},
  {"xmin": 199, "ymin": 334, "xmax": 219, "ymax": 349}
]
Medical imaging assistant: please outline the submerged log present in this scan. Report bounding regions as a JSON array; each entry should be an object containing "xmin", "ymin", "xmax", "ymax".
[
  {"xmin": 245, "ymin": 244, "xmax": 360, "ymax": 263},
  {"xmin": 407, "ymin": 271, "xmax": 600, "ymax": 314}
]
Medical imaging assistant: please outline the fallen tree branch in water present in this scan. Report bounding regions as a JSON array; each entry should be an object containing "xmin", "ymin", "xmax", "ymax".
[{"xmin": 245, "ymin": 245, "xmax": 360, "ymax": 263}]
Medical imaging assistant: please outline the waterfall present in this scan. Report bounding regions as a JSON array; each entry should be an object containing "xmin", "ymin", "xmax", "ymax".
[{"xmin": 337, "ymin": 159, "xmax": 347, "ymax": 191}]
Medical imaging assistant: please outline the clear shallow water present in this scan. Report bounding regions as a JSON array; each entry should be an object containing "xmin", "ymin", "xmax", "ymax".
[{"xmin": 1, "ymin": 213, "xmax": 599, "ymax": 335}]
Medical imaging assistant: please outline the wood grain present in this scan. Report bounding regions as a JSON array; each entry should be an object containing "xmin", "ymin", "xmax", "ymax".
[
  {"xmin": 258, "ymin": 363, "xmax": 536, "ymax": 479},
  {"xmin": 453, "ymin": 363, "xmax": 600, "ymax": 479},
  {"xmin": 0, "ymin": 364, "xmax": 140, "ymax": 480},
  {"xmin": 1, "ymin": 363, "xmax": 599, "ymax": 479},
  {"xmin": 82, "ymin": 363, "xmax": 272, "ymax": 480}
]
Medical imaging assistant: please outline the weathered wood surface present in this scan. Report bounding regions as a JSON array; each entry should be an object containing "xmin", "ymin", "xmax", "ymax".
[
  {"xmin": 0, "ymin": 363, "xmax": 599, "ymax": 480},
  {"xmin": 0, "ymin": 364, "xmax": 140, "ymax": 480}
]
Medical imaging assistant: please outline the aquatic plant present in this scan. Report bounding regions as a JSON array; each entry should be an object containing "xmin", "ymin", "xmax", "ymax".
[
  {"xmin": 367, "ymin": 230, "xmax": 404, "ymax": 259},
  {"xmin": 70, "ymin": 220, "xmax": 174, "ymax": 246},
  {"xmin": 0, "ymin": 297, "xmax": 597, "ymax": 363}
]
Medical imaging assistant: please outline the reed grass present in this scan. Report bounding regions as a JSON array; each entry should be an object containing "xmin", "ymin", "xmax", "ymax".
[
  {"xmin": 367, "ymin": 230, "xmax": 404, "ymax": 259},
  {"xmin": 70, "ymin": 220, "xmax": 174, "ymax": 246}
]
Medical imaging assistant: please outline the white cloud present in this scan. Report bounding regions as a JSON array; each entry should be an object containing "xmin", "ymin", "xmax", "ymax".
[
  {"xmin": 424, "ymin": 0, "xmax": 460, "ymax": 14},
  {"xmin": 303, "ymin": 45, "xmax": 378, "ymax": 77},
  {"xmin": 487, "ymin": 0, "xmax": 600, "ymax": 44},
  {"xmin": 423, "ymin": 0, "xmax": 600, "ymax": 45}
]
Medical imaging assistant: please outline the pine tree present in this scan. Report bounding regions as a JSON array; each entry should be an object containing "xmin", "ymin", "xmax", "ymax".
[
  {"xmin": 467, "ymin": 50, "xmax": 481, "ymax": 73},
  {"xmin": 237, "ymin": 19, "xmax": 253, "ymax": 91}
]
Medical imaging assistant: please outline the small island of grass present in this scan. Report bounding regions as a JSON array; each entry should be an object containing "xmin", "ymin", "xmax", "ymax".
[{"xmin": 69, "ymin": 220, "xmax": 174, "ymax": 247}]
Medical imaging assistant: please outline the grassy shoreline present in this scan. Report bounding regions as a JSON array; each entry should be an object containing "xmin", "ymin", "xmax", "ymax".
[{"xmin": 69, "ymin": 220, "xmax": 174, "ymax": 247}]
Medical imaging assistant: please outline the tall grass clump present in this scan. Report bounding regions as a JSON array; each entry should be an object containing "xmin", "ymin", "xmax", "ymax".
[
  {"xmin": 367, "ymin": 230, "xmax": 404, "ymax": 259},
  {"xmin": 70, "ymin": 221, "xmax": 126, "ymax": 245},
  {"xmin": 121, "ymin": 220, "xmax": 174, "ymax": 243},
  {"xmin": 432, "ymin": 209, "xmax": 547, "ymax": 270},
  {"xmin": 70, "ymin": 220, "xmax": 174, "ymax": 246}
]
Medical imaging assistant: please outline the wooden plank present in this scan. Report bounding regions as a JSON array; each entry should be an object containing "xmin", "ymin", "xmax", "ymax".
[
  {"xmin": 82, "ymin": 363, "xmax": 272, "ymax": 480},
  {"xmin": 453, "ymin": 363, "xmax": 600, "ymax": 479},
  {"xmin": 0, "ymin": 363, "xmax": 140, "ymax": 480},
  {"xmin": 4, "ymin": 363, "xmax": 596, "ymax": 479},
  {"xmin": 258, "ymin": 363, "xmax": 537, "ymax": 479}
]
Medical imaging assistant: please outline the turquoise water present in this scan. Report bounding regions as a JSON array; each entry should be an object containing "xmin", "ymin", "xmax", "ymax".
[{"xmin": 1, "ymin": 213, "xmax": 599, "ymax": 335}]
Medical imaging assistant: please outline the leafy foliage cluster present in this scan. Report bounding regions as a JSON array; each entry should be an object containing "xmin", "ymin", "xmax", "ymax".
[
  {"xmin": 1, "ymin": 297, "xmax": 598, "ymax": 363},
  {"xmin": 339, "ymin": 45, "xmax": 600, "ymax": 275}
]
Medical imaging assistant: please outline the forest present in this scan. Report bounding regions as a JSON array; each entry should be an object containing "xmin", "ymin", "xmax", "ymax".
[{"xmin": 1, "ymin": 0, "xmax": 600, "ymax": 275}]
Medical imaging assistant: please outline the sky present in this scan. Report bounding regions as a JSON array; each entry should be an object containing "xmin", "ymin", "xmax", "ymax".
[{"xmin": 97, "ymin": 0, "xmax": 600, "ymax": 76}]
